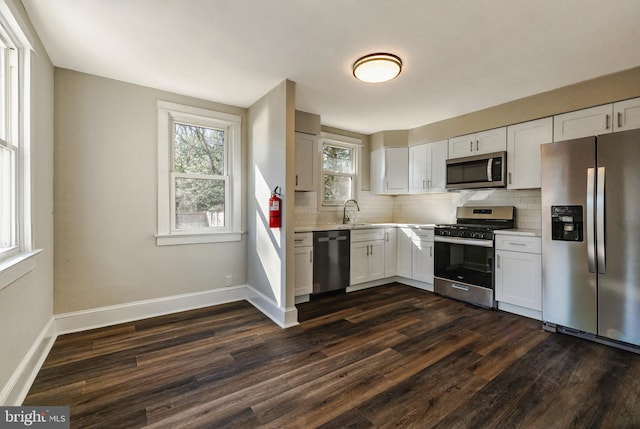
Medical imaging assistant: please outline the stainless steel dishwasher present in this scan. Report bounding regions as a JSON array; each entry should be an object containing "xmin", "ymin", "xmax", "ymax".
[{"xmin": 312, "ymin": 230, "xmax": 350, "ymax": 294}]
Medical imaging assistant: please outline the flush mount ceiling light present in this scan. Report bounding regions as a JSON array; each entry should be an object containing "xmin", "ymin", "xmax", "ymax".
[{"xmin": 352, "ymin": 53, "xmax": 402, "ymax": 83}]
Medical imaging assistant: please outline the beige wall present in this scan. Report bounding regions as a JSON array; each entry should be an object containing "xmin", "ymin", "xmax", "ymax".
[
  {"xmin": 409, "ymin": 66, "xmax": 640, "ymax": 144},
  {"xmin": 0, "ymin": 0, "xmax": 54, "ymax": 403},
  {"xmin": 53, "ymin": 69, "xmax": 247, "ymax": 313}
]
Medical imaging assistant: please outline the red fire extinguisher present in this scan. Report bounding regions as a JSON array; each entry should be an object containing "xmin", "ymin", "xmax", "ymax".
[{"xmin": 269, "ymin": 186, "xmax": 282, "ymax": 228}]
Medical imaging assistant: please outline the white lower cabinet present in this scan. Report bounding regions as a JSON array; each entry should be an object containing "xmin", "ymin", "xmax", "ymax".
[
  {"xmin": 294, "ymin": 233, "xmax": 313, "ymax": 297},
  {"xmin": 495, "ymin": 234, "xmax": 542, "ymax": 319},
  {"xmin": 350, "ymin": 229, "xmax": 385, "ymax": 285},
  {"xmin": 396, "ymin": 227, "xmax": 434, "ymax": 286},
  {"xmin": 384, "ymin": 228, "xmax": 398, "ymax": 277}
]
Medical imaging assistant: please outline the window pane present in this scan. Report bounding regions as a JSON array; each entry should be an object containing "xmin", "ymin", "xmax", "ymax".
[
  {"xmin": 323, "ymin": 174, "xmax": 352, "ymax": 202},
  {"xmin": 174, "ymin": 123, "xmax": 225, "ymax": 175},
  {"xmin": 0, "ymin": 145, "xmax": 13, "ymax": 248},
  {"xmin": 175, "ymin": 177, "xmax": 225, "ymax": 229},
  {"xmin": 323, "ymin": 145, "xmax": 352, "ymax": 174}
]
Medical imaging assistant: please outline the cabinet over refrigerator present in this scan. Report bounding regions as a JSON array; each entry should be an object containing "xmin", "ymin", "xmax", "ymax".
[{"xmin": 541, "ymin": 129, "xmax": 640, "ymax": 351}]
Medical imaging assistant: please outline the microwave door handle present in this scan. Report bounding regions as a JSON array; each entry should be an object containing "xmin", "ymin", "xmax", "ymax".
[{"xmin": 487, "ymin": 158, "xmax": 493, "ymax": 182}]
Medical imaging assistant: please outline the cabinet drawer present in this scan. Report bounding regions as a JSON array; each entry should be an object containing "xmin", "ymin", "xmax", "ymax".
[
  {"xmin": 412, "ymin": 228, "xmax": 434, "ymax": 241},
  {"xmin": 351, "ymin": 228, "xmax": 385, "ymax": 242},
  {"xmin": 495, "ymin": 235, "xmax": 541, "ymax": 253},
  {"xmin": 294, "ymin": 232, "xmax": 313, "ymax": 247}
]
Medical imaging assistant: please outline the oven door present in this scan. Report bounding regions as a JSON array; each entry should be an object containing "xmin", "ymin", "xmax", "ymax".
[{"xmin": 434, "ymin": 236, "xmax": 496, "ymax": 308}]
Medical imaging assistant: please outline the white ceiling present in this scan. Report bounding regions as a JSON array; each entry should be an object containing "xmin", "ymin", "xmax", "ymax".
[{"xmin": 21, "ymin": 0, "xmax": 640, "ymax": 134}]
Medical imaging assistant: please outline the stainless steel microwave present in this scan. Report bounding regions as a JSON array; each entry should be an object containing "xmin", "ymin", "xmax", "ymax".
[{"xmin": 445, "ymin": 151, "xmax": 507, "ymax": 189}]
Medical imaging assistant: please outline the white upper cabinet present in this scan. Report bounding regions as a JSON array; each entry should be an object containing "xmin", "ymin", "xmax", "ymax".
[
  {"xmin": 294, "ymin": 132, "xmax": 317, "ymax": 191},
  {"xmin": 448, "ymin": 127, "xmax": 506, "ymax": 159},
  {"xmin": 507, "ymin": 117, "xmax": 553, "ymax": 189},
  {"xmin": 553, "ymin": 104, "xmax": 613, "ymax": 141},
  {"xmin": 614, "ymin": 97, "xmax": 640, "ymax": 132},
  {"xmin": 409, "ymin": 139, "xmax": 447, "ymax": 193},
  {"xmin": 371, "ymin": 147, "xmax": 408, "ymax": 194}
]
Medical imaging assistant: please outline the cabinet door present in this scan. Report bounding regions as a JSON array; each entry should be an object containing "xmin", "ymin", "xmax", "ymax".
[
  {"xmin": 397, "ymin": 228, "xmax": 413, "ymax": 278},
  {"xmin": 553, "ymin": 104, "xmax": 613, "ymax": 141},
  {"xmin": 384, "ymin": 147, "xmax": 409, "ymax": 193},
  {"xmin": 495, "ymin": 250, "xmax": 542, "ymax": 310},
  {"xmin": 507, "ymin": 117, "xmax": 553, "ymax": 189},
  {"xmin": 370, "ymin": 148, "xmax": 385, "ymax": 194},
  {"xmin": 294, "ymin": 246, "xmax": 313, "ymax": 295},
  {"xmin": 350, "ymin": 242, "xmax": 368, "ymax": 285},
  {"xmin": 412, "ymin": 239, "xmax": 434, "ymax": 283},
  {"xmin": 475, "ymin": 127, "xmax": 507, "ymax": 155},
  {"xmin": 384, "ymin": 228, "xmax": 398, "ymax": 277},
  {"xmin": 409, "ymin": 144, "xmax": 429, "ymax": 193},
  {"xmin": 428, "ymin": 139, "xmax": 448, "ymax": 192},
  {"xmin": 614, "ymin": 97, "xmax": 640, "ymax": 132},
  {"xmin": 295, "ymin": 132, "xmax": 317, "ymax": 191},
  {"xmin": 368, "ymin": 241, "xmax": 386, "ymax": 281},
  {"xmin": 448, "ymin": 133, "xmax": 475, "ymax": 159}
]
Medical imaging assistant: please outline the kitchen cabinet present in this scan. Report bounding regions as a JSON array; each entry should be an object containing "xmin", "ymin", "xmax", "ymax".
[
  {"xmin": 495, "ymin": 234, "xmax": 542, "ymax": 319},
  {"xmin": 411, "ymin": 229, "xmax": 434, "ymax": 284},
  {"xmin": 371, "ymin": 147, "xmax": 409, "ymax": 194},
  {"xmin": 448, "ymin": 127, "xmax": 506, "ymax": 159},
  {"xmin": 294, "ymin": 232, "xmax": 313, "ymax": 296},
  {"xmin": 350, "ymin": 229, "xmax": 385, "ymax": 285},
  {"xmin": 553, "ymin": 97, "xmax": 640, "ymax": 141},
  {"xmin": 295, "ymin": 132, "xmax": 317, "ymax": 191},
  {"xmin": 384, "ymin": 227, "xmax": 397, "ymax": 277},
  {"xmin": 506, "ymin": 117, "xmax": 553, "ymax": 189},
  {"xmin": 396, "ymin": 227, "xmax": 434, "ymax": 285},
  {"xmin": 408, "ymin": 139, "xmax": 447, "ymax": 193},
  {"xmin": 397, "ymin": 227, "xmax": 413, "ymax": 278}
]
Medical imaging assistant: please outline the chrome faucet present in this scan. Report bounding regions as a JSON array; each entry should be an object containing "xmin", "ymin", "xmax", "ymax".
[{"xmin": 342, "ymin": 199, "xmax": 360, "ymax": 224}]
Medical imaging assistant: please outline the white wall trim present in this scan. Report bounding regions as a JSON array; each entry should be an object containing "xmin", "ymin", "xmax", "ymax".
[
  {"xmin": 245, "ymin": 286, "xmax": 298, "ymax": 329},
  {"xmin": 55, "ymin": 285, "xmax": 252, "ymax": 335},
  {"xmin": 1, "ymin": 316, "xmax": 56, "ymax": 405}
]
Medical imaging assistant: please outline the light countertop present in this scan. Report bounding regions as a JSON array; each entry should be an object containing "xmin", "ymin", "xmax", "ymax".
[
  {"xmin": 294, "ymin": 223, "xmax": 436, "ymax": 233},
  {"xmin": 494, "ymin": 228, "xmax": 542, "ymax": 237}
]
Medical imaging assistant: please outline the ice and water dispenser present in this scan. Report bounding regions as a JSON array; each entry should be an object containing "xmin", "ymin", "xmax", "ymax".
[{"xmin": 551, "ymin": 206, "xmax": 583, "ymax": 241}]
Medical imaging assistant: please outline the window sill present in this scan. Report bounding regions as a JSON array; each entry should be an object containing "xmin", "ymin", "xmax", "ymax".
[
  {"xmin": 0, "ymin": 249, "xmax": 43, "ymax": 291},
  {"xmin": 155, "ymin": 231, "xmax": 244, "ymax": 246}
]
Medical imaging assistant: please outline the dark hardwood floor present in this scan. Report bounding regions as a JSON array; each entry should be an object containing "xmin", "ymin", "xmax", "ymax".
[{"xmin": 25, "ymin": 283, "xmax": 640, "ymax": 428}]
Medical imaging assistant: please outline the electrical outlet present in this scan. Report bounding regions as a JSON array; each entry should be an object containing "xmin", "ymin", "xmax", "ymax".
[{"xmin": 225, "ymin": 275, "xmax": 232, "ymax": 286}]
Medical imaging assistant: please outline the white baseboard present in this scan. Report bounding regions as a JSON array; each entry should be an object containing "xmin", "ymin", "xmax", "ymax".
[
  {"xmin": 55, "ymin": 285, "xmax": 254, "ymax": 335},
  {"xmin": 1, "ymin": 317, "xmax": 56, "ymax": 406},
  {"xmin": 497, "ymin": 302, "xmax": 542, "ymax": 320},
  {"xmin": 347, "ymin": 277, "xmax": 434, "ymax": 293},
  {"xmin": 246, "ymin": 286, "xmax": 298, "ymax": 328}
]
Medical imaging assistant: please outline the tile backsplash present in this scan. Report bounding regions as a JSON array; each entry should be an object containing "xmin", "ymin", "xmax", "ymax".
[{"xmin": 295, "ymin": 188, "xmax": 541, "ymax": 230}]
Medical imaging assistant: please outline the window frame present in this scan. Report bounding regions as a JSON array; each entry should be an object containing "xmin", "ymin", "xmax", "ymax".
[
  {"xmin": 318, "ymin": 132, "xmax": 361, "ymax": 209},
  {"xmin": 0, "ymin": 2, "xmax": 39, "ymax": 291},
  {"xmin": 157, "ymin": 101, "xmax": 242, "ymax": 245}
]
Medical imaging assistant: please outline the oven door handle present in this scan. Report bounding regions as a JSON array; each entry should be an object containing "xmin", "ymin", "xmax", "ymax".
[{"xmin": 433, "ymin": 236, "xmax": 494, "ymax": 247}]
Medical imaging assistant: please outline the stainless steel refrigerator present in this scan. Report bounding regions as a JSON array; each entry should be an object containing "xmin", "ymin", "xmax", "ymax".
[{"xmin": 541, "ymin": 128, "xmax": 640, "ymax": 348}]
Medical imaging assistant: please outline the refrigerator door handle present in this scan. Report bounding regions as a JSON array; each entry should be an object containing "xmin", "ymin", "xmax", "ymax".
[
  {"xmin": 597, "ymin": 167, "xmax": 606, "ymax": 273},
  {"xmin": 586, "ymin": 167, "xmax": 596, "ymax": 273}
]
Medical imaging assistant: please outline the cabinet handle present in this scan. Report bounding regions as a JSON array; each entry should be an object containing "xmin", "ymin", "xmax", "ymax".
[
  {"xmin": 618, "ymin": 112, "xmax": 623, "ymax": 128},
  {"xmin": 427, "ymin": 179, "xmax": 431, "ymax": 189},
  {"xmin": 310, "ymin": 250, "xmax": 313, "ymax": 264},
  {"xmin": 430, "ymin": 246, "xmax": 432, "ymax": 257},
  {"xmin": 366, "ymin": 244, "xmax": 369, "ymax": 256},
  {"xmin": 295, "ymin": 175, "xmax": 298, "ymax": 186},
  {"xmin": 476, "ymin": 140, "xmax": 479, "ymax": 151},
  {"xmin": 508, "ymin": 172, "xmax": 512, "ymax": 184},
  {"xmin": 508, "ymin": 242, "xmax": 527, "ymax": 246},
  {"xmin": 497, "ymin": 254, "xmax": 500, "ymax": 268},
  {"xmin": 423, "ymin": 180, "xmax": 426, "ymax": 189},
  {"xmin": 385, "ymin": 232, "xmax": 389, "ymax": 242},
  {"xmin": 370, "ymin": 245, "xmax": 373, "ymax": 256},
  {"xmin": 605, "ymin": 114, "xmax": 610, "ymax": 129},
  {"xmin": 469, "ymin": 141, "xmax": 473, "ymax": 152}
]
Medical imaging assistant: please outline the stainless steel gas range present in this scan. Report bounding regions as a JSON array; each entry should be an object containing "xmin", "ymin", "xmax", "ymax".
[{"xmin": 434, "ymin": 206, "xmax": 515, "ymax": 308}]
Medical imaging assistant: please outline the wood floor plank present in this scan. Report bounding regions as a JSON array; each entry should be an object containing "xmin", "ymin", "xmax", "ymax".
[{"xmin": 24, "ymin": 283, "xmax": 640, "ymax": 428}]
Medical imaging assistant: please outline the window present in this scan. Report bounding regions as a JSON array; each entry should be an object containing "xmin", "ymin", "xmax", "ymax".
[
  {"xmin": 157, "ymin": 101, "xmax": 241, "ymax": 245},
  {"xmin": 320, "ymin": 133, "xmax": 360, "ymax": 207},
  {"xmin": 0, "ymin": 13, "xmax": 28, "ymax": 266}
]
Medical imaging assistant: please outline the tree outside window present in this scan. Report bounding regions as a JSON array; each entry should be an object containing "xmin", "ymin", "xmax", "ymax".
[{"xmin": 322, "ymin": 142, "xmax": 357, "ymax": 205}]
